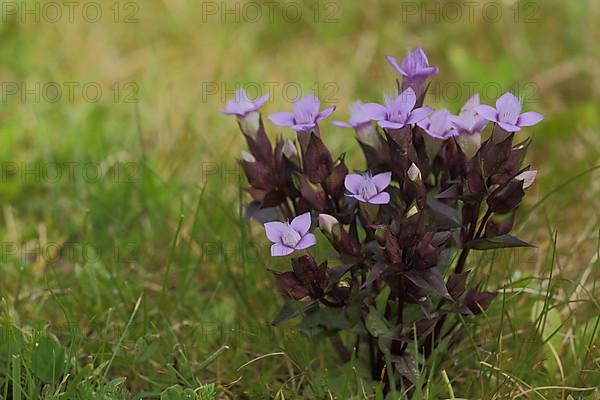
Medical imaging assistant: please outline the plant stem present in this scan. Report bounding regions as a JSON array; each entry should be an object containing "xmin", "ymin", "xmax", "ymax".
[{"xmin": 330, "ymin": 333, "xmax": 350, "ymax": 363}]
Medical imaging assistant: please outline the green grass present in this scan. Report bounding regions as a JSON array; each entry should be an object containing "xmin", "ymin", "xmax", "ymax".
[{"xmin": 0, "ymin": 0, "xmax": 599, "ymax": 398}]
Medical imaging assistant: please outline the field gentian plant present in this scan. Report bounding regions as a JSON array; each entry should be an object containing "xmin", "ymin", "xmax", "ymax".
[{"xmin": 222, "ymin": 48, "xmax": 543, "ymax": 390}]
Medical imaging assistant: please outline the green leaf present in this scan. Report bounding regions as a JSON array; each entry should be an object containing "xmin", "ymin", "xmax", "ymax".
[
  {"xmin": 365, "ymin": 307, "xmax": 390, "ymax": 337},
  {"xmin": 29, "ymin": 336, "xmax": 66, "ymax": 383},
  {"xmin": 161, "ymin": 385, "xmax": 185, "ymax": 400},
  {"xmin": 272, "ymin": 300, "xmax": 317, "ymax": 327},
  {"xmin": 394, "ymin": 352, "xmax": 419, "ymax": 383},
  {"xmin": 375, "ymin": 286, "xmax": 391, "ymax": 314},
  {"xmin": 466, "ymin": 234, "xmax": 534, "ymax": 250}
]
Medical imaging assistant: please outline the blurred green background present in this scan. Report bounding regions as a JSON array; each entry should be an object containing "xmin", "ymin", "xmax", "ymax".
[{"xmin": 0, "ymin": 0, "xmax": 599, "ymax": 398}]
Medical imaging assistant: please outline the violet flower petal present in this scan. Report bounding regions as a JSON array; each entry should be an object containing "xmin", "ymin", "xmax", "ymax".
[
  {"xmin": 316, "ymin": 105, "xmax": 336, "ymax": 122},
  {"xmin": 517, "ymin": 112, "xmax": 544, "ymax": 127},
  {"xmin": 385, "ymin": 55, "xmax": 406, "ymax": 76},
  {"xmin": 271, "ymin": 243, "xmax": 294, "ymax": 257},
  {"xmin": 498, "ymin": 121, "xmax": 521, "ymax": 132},
  {"xmin": 332, "ymin": 121, "xmax": 353, "ymax": 128},
  {"xmin": 371, "ymin": 172, "xmax": 392, "ymax": 192},
  {"xmin": 290, "ymin": 212, "xmax": 312, "ymax": 236},
  {"xmin": 368, "ymin": 192, "xmax": 390, "ymax": 205},
  {"xmin": 474, "ymin": 105, "xmax": 498, "ymax": 122},
  {"xmin": 344, "ymin": 174, "xmax": 364, "ymax": 194},
  {"xmin": 378, "ymin": 120, "xmax": 406, "ymax": 130},
  {"xmin": 295, "ymin": 233, "xmax": 317, "ymax": 250},
  {"xmin": 268, "ymin": 112, "xmax": 295, "ymax": 126},
  {"xmin": 264, "ymin": 221, "xmax": 288, "ymax": 242},
  {"xmin": 293, "ymin": 93, "xmax": 320, "ymax": 124},
  {"xmin": 406, "ymin": 107, "xmax": 434, "ymax": 124},
  {"xmin": 496, "ymin": 93, "xmax": 521, "ymax": 124},
  {"xmin": 361, "ymin": 103, "xmax": 388, "ymax": 120}
]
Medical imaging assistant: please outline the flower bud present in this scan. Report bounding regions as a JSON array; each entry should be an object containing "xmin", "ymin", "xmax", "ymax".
[
  {"xmin": 407, "ymin": 163, "xmax": 422, "ymax": 183},
  {"xmin": 355, "ymin": 123, "xmax": 380, "ymax": 149},
  {"xmin": 516, "ymin": 170, "xmax": 537, "ymax": 189},
  {"xmin": 241, "ymin": 151, "xmax": 256, "ymax": 163},
  {"xmin": 239, "ymin": 111, "xmax": 260, "ymax": 138},
  {"xmin": 456, "ymin": 133, "xmax": 481, "ymax": 159},
  {"xmin": 282, "ymin": 138, "xmax": 297, "ymax": 159},
  {"xmin": 318, "ymin": 213, "xmax": 339, "ymax": 234}
]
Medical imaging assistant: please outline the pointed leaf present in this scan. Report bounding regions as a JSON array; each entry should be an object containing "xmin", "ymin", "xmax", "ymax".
[
  {"xmin": 466, "ymin": 234, "xmax": 534, "ymax": 250},
  {"xmin": 404, "ymin": 268, "xmax": 452, "ymax": 300}
]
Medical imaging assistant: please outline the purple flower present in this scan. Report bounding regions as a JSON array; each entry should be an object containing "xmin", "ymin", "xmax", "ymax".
[
  {"xmin": 475, "ymin": 92, "xmax": 544, "ymax": 132},
  {"xmin": 264, "ymin": 212, "xmax": 316, "ymax": 256},
  {"xmin": 268, "ymin": 93, "xmax": 336, "ymax": 132},
  {"xmin": 417, "ymin": 109, "xmax": 459, "ymax": 139},
  {"xmin": 220, "ymin": 88, "xmax": 269, "ymax": 117},
  {"xmin": 449, "ymin": 94, "xmax": 489, "ymax": 136},
  {"xmin": 362, "ymin": 88, "xmax": 433, "ymax": 130},
  {"xmin": 386, "ymin": 48, "xmax": 439, "ymax": 82},
  {"xmin": 344, "ymin": 172, "xmax": 391, "ymax": 204},
  {"xmin": 332, "ymin": 101, "xmax": 372, "ymax": 129}
]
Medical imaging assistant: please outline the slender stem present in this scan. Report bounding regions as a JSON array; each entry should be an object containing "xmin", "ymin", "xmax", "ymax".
[{"xmin": 330, "ymin": 333, "xmax": 350, "ymax": 363}]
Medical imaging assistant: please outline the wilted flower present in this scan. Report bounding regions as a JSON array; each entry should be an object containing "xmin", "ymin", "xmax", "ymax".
[
  {"xmin": 221, "ymin": 88, "xmax": 269, "ymax": 137},
  {"xmin": 475, "ymin": 92, "xmax": 544, "ymax": 132},
  {"xmin": 264, "ymin": 212, "xmax": 316, "ymax": 256},
  {"xmin": 386, "ymin": 48, "xmax": 439, "ymax": 82},
  {"xmin": 268, "ymin": 93, "xmax": 336, "ymax": 132},
  {"xmin": 344, "ymin": 171, "xmax": 392, "ymax": 204},
  {"xmin": 417, "ymin": 110, "xmax": 458, "ymax": 139},
  {"xmin": 363, "ymin": 88, "xmax": 433, "ymax": 130}
]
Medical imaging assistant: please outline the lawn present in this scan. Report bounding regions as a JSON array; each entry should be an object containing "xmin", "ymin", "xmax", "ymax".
[{"xmin": 0, "ymin": 0, "xmax": 599, "ymax": 398}]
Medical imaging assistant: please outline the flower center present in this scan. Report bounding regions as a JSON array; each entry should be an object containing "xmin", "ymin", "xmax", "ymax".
[
  {"xmin": 358, "ymin": 178, "xmax": 378, "ymax": 200},
  {"xmin": 499, "ymin": 110, "xmax": 518, "ymax": 124},
  {"xmin": 281, "ymin": 225, "xmax": 301, "ymax": 247},
  {"xmin": 386, "ymin": 110, "xmax": 407, "ymax": 124},
  {"xmin": 295, "ymin": 111, "xmax": 315, "ymax": 125}
]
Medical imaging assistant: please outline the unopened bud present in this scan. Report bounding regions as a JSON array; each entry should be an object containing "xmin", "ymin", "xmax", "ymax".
[
  {"xmin": 456, "ymin": 133, "xmax": 481, "ymax": 159},
  {"xmin": 282, "ymin": 138, "xmax": 297, "ymax": 159},
  {"xmin": 318, "ymin": 213, "xmax": 338, "ymax": 234},
  {"xmin": 355, "ymin": 123, "xmax": 380, "ymax": 149},
  {"xmin": 516, "ymin": 170, "xmax": 537, "ymax": 189},
  {"xmin": 407, "ymin": 163, "xmax": 422, "ymax": 183},
  {"xmin": 239, "ymin": 111, "xmax": 260, "ymax": 138},
  {"xmin": 241, "ymin": 151, "xmax": 256, "ymax": 163}
]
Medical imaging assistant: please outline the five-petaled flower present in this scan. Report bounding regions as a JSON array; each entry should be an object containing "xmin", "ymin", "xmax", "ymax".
[
  {"xmin": 345, "ymin": 172, "xmax": 392, "ymax": 204},
  {"xmin": 417, "ymin": 109, "xmax": 459, "ymax": 139},
  {"xmin": 264, "ymin": 212, "xmax": 317, "ymax": 256},
  {"xmin": 362, "ymin": 88, "xmax": 433, "ymax": 130},
  {"xmin": 386, "ymin": 48, "xmax": 439, "ymax": 82},
  {"xmin": 475, "ymin": 92, "xmax": 544, "ymax": 132},
  {"xmin": 268, "ymin": 93, "xmax": 336, "ymax": 132},
  {"xmin": 450, "ymin": 94, "xmax": 489, "ymax": 136}
]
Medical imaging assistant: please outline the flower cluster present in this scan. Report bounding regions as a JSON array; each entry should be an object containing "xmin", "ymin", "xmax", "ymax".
[{"xmin": 222, "ymin": 48, "xmax": 542, "ymax": 386}]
